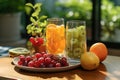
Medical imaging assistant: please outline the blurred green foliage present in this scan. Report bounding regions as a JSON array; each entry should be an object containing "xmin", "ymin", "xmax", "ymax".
[
  {"xmin": 55, "ymin": 0, "xmax": 92, "ymax": 21},
  {"xmin": 39, "ymin": 0, "xmax": 92, "ymax": 27},
  {"xmin": 0, "ymin": 0, "xmax": 25, "ymax": 14},
  {"xmin": 101, "ymin": 0, "xmax": 120, "ymax": 41},
  {"xmin": 39, "ymin": 0, "xmax": 120, "ymax": 41}
]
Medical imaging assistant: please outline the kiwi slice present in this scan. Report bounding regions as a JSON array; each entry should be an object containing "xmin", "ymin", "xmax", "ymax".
[{"xmin": 9, "ymin": 47, "xmax": 30, "ymax": 57}]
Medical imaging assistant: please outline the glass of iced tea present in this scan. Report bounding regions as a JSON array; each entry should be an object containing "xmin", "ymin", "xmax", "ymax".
[
  {"xmin": 66, "ymin": 20, "xmax": 87, "ymax": 60},
  {"xmin": 46, "ymin": 18, "xmax": 65, "ymax": 55}
]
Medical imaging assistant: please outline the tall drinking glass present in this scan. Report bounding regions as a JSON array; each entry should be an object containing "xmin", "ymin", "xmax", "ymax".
[
  {"xmin": 46, "ymin": 18, "xmax": 65, "ymax": 55},
  {"xmin": 66, "ymin": 20, "xmax": 87, "ymax": 60}
]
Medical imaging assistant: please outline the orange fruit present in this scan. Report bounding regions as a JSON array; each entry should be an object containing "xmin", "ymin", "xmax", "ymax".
[
  {"xmin": 89, "ymin": 42, "xmax": 108, "ymax": 62},
  {"xmin": 46, "ymin": 24, "xmax": 56, "ymax": 28},
  {"xmin": 46, "ymin": 24, "xmax": 65, "ymax": 54},
  {"xmin": 80, "ymin": 52, "xmax": 100, "ymax": 70}
]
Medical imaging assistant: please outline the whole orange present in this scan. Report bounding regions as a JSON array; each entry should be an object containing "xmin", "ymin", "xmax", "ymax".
[{"xmin": 89, "ymin": 42, "xmax": 108, "ymax": 62}]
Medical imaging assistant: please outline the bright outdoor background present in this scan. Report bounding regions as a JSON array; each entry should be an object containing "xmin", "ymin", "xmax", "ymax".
[
  {"xmin": 35, "ymin": 0, "xmax": 120, "ymax": 43},
  {"xmin": 0, "ymin": 0, "xmax": 120, "ymax": 48}
]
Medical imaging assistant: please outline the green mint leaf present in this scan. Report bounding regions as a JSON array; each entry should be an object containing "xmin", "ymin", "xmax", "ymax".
[
  {"xmin": 36, "ymin": 28, "xmax": 42, "ymax": 33},
  {"xmin": 26, "ymin": 24, "xmax": 31, "ymax": 30},
  {"xmin": 40, "ymin": 21, "xmax": 47, "ymax": 27},
  {"xmin": 27, "ymin": 30, "xmax": 31, "ymax": 34},
  {"xmin": 32, "ymin": 11, "xmax": 39, "ymax": 19},
  {"xmin": 25, "ymin": 3, "xmax": 34, "ymax": 8},
  {"xmin": 26, "ymin": 2, "xmax": 47, "ymax": 36},
  {"xmin": 39, "ymin": 15, "xmax": 47, "ymax": 21},
  {"xmin": 33, "ymin": 3, "xmax": 42, "ymax": 9},
  {"xmin": 30, "ymin": 17, "xmax": 36, "ymax": 23},
  {"xmin": 25, "ymin": 6, "xmax": 32, "ymax": 15}
]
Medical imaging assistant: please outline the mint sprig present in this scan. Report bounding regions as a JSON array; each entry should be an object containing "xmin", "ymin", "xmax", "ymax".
[{"xmin": 25, "ymin": 3, "xmax": 47, "ymax": 37}]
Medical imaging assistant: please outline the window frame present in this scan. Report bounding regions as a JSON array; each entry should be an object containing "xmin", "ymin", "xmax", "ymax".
[{"xmin": 87, "ymin": 0, "xmax": 120, "ymax": 49}]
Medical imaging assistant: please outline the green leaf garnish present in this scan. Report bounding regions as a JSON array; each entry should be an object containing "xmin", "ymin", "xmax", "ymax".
[{"xmin": 25, "ymin": 3, "xmax": 47, "ymax": 37}]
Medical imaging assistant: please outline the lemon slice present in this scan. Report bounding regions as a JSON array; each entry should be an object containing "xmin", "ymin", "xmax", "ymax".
[{"xmin": 9, "ymin": 47, "xmax": 30, "ymax": 58}]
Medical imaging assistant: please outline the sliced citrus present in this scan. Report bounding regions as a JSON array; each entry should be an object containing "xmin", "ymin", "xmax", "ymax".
[
  {"xmin": 46, "ymin": 24, "xmax": 56, "ymax": 28},
  {"xmin": 46, "ymin": 24, "xmax": 65, "ymax": 54}
]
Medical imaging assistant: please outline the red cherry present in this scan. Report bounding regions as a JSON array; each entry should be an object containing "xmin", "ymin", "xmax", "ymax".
[
  {"xmin": 51, "ymin": 60, "xmax": 56, "ymax": 67},
  {"xmin": 46, "ymin": 54, "xmax": 54, "ymax": 58},
  {"xmin": 25, "ymin": 56, "xmax": 32, "ymax": 62},
  {"xmin": 52, "ymin": 55, "xmax": 59, "ymax": 61},
  {"xmin": 44, "ymin": 57, "xmax": 51, "ymax": 65},
  {"xmin": 43, "ymin": 53, "xmax": 47, "ymax": 58},
  {"xmin": 28, "ymin": 61, "xmax": 34, "ymax": 67},
  {"xmin": 34, "ymin": 60, "xmax": 40, "ymax": 68},
  {"xmin": 38, "ymin": 57, "xmax": 44, "ymax": 63},
  {"xmin": 61, "ymin": 57, "xmax": 67, "ymax": 61},
  {"xmin": 60, "ymin": 58, "xmax": 69, "ymax": 66},
  {"xmin": 36, "ymin": 37, "xmax": 44, "ymax": 45},
  {"xmin": 29, "ymin": 37, "xmax": 35, "ymax": 45},
  {"xmin": 55, "ymin": 63, "xmax": 61, "ymax": 67},
  {"xmin": 18, "ymin": 60, "xmax": 23, "ymax": 65},
  {"xmin": 41, "ymin": 52, "xmax": 46, "ymax": 56},
  {"xmin": 34, "ymin": 40, "xmax": 40, "ymax": 46},
  {"xmin": 19, "ymin": 55, "xmax": 25, "ymax": 62},
  {"xmin": 35, "ymin": 53, "xmax": 42, "ymax": 59}
]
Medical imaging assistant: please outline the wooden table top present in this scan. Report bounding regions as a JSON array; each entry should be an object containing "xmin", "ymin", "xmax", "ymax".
[{"xmin": 0, "ymin": 55, "xmax": 120, "ymax": 80}]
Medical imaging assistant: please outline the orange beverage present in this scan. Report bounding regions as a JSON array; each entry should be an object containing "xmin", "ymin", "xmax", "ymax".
[{"xmin": 46, "ymin": 18, "xmax": 65, "ymax": 55}]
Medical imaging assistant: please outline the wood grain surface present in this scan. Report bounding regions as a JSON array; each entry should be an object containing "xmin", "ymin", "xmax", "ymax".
[{"xmin": 0, "ymin": 55, "xmax": 120, "ymax": 80}]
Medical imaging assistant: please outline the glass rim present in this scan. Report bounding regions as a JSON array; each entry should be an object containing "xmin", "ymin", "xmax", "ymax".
[
  {"xmin": 47, "ymin": 18, "xmax": 64, "ymax": 21},
  {"xmin": 67, "ymin": 20, "xmax": 86, "ymax": 24}
]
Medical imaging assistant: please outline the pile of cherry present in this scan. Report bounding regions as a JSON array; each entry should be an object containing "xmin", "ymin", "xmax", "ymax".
[{"xmin": 17, "ymin": 52, "xmax": 69, "ymax": 68}]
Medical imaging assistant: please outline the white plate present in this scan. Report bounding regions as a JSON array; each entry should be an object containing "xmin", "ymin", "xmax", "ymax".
[{"xmin": 13, "ymin": 57, "xmax": 80, "ymax": 72}]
